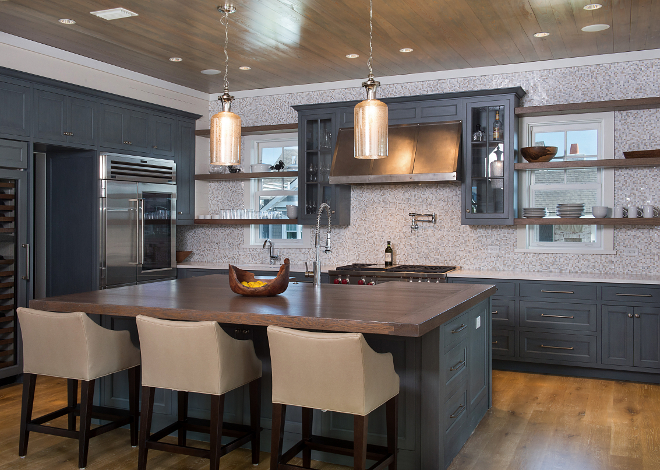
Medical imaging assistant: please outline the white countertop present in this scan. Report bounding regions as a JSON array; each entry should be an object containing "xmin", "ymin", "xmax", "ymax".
[
  {"xmin": 448, "ymin": 269, "xmax": 660, "ymax": 285},
  {"xmin": 177, "ymin": 262, "xmax": 329, "ymax": 273}
]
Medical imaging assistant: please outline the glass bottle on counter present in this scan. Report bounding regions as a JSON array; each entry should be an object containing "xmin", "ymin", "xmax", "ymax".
[
  {"xmin": 384, "ymin": 241, "xmax": 393, "ymax": 267},
  {"xmin": 472, "ymin": 124, "xmax": 484, "ymax": 142},
  {"xmin": 493, "ymin": 110, "xmax": 503, "ymax": 141}
]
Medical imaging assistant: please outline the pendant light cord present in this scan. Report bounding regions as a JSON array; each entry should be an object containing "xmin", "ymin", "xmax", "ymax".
[
  {"xmin": 367, "ymin": 0, "xmax": 373, "ymax": 78},
  {"xmin": 221, "ymin": 10, "xmax": 230, "ymax": 93}
]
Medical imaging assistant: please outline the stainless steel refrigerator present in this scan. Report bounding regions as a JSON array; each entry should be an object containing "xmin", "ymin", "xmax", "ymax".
[{"xmin": 99, "ymin": 153, "xmax": 177, "ymax": 288}]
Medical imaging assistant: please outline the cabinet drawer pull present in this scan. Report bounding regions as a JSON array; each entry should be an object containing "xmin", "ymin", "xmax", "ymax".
[
  {"xmin": 451, "ymin": 324, "xmax": 467, "ymax": 334},
  {"xmin": 492, "ymin": 310, "xmax": 498, "ymax": 314},
  {"xmin": 540, "ymin": 313, "xmax": 574, "ymax": 319},
  {"xmin": 540, "ymin": 344, "xmax": 574, "ymax": 350},
  {"xmin": 615, "ymin": 293, "xmax": 653, "ymax": 297},
  {"xmin": 540, "ymin": 290, "xmax": 574, "ymax": 294},
  {"xmin": 449, "ymin": 360, "xmax": 466, "ymax": 372},
  {"xmin": 450, "ymin": 404, "xmax": 466, "ymax": 419},
  {"xmin": 492, "ymin": 341, "xmax": 498, "ymax": 345}
]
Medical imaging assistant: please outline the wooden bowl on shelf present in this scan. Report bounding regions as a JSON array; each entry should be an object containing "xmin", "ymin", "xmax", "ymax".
[
  {"xmin": 228, "ymin": 258, "xmax": 290, "ymax": 297},
  {"xmin": 175, "ymin": 250, "xmax": 193, "ymax": 263},
  {"xmin": 520, "ymin": 146, "xmax": 558, "ymax": 163}
]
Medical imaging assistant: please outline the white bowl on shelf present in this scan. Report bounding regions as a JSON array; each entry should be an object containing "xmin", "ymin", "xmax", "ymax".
[
  {"xmin": 592, "ymin": 206, "xmax": 608, "ymax": 218},
  {"xmin": 250, "ymin": 163, "xmax": 271, "ymax": 173}
]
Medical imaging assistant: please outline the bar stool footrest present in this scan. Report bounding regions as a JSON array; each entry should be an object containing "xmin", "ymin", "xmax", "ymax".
[{"xmin": 27, "ymin": 405, "xmax": 133, "ymax": 440}]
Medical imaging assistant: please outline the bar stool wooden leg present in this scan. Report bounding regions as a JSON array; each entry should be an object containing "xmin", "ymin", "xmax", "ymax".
[
  {"xmin": 270, "ymin": 403, "xmax": 286, "ymax": 470},
  {"xmin": 18, "ymin": 373, "xmax": 37, "ymax": 457},
  {"xmin": 178, "ymin": 391, "xmax": 189, "ymax": 447},
  {"xmin": 386, "ymin": 396, "xmax": 398, "ymax": 470},
  {"xmin": 78, "ymin": 379, "xmax": 96, "ymax": 469},
  {"xmin": 138, "ymin": 386, "xmax": 155, "ymax": 470},
  {"xmin": 354, "ymin": 414, "xmax": 368, "ymax": 470},
  {"xmin": 128, "ymin": 367, "xmax": 139, "ymax": 447},
  {"xmin": 249, "ymin": 378, "xmax": 261, "ymax": 465},
  {"xmin": 301, "ymin": 407, "xmax": 313, "ymax": 467},
  {"xmin": 209, "ymin": 394, "xmax": 225, "ymax": 470},
  {"xmin": 67, "ymin": 379, "xmax": 78, "ymax": 431}
]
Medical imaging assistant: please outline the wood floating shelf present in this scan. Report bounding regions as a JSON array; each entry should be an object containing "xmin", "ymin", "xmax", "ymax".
[
  {"xmin": 515, "ymin": 97, "xmax": 660, "ymax": 116},
  {"xmin": 515, "ymin": 218, "xmax": 660, "ymax": 226},
  {"xmin": 515, "ymin": 157, "xmax": 660, "ymax": 170},
  {"xmin": 0, "ymin": 206, "xmax": 15, "ymax": 211},
  {"xmin": 0, "ymin": 259, "xmax": 14, "ymax": 265},
  {"xmin": 195, "ymin": 123, "xmax": 298, "ymax": 138},
  {"xmin": 195, "ymin": 219, "xmax": 297, "ymax": 225},
  {"xmin": 195, "ymin": 171, "xmax": 298, "ymax": 181}
]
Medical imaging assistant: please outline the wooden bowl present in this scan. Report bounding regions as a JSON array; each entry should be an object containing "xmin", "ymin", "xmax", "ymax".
[
  {"xmin": 228, "ymin": 258, "xmax": 290, "ymax": 296},
  {"xmin": 175, "ymin": 250, "xmax": 193, "ymax": 263},
  {"xmin": 623, "ymin": 149, "xmax": 660, "ymax": 159},
  {"xmin": 520, "ymin": 146, "xmax": 558, "ymax": 163}
]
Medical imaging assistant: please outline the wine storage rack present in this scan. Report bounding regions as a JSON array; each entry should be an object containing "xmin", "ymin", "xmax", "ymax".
[{"xmin": 0, "ymin": 180, "xmax": 16, "ymax": 371}]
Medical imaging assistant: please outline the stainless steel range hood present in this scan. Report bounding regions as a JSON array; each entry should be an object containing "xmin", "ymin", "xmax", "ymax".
[{"xmin": 329, "ymin": 121, "xmax": 462, "ymax": 184}]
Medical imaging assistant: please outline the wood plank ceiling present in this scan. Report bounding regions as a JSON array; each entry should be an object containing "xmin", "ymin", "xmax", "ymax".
[{"xmin": 0, "ymin": 0, "xmax": 657, "ymax": 93}]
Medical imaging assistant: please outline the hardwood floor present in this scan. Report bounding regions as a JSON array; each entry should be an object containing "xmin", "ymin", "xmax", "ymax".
[{"xmin": 1, "ymin": 370, "xmax": 659, "ymax": 469}]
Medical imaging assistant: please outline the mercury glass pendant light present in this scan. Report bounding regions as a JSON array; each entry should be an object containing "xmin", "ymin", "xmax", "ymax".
[
  {"xmin": 354, "ymin": 0, "xmax": 388, "ymax": 159},
  {"xmin": 210, "ymin": 4, "xmax": 241, "ymax": 166}
]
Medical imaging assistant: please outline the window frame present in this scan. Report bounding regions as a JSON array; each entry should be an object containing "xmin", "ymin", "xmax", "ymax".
[
  {"xmin": 516, "ymin": 112, "xmax": 615, "ymax": 254},
  {"xmin": 242, "ymin": 133, "xmax": 311, "ymax": 249}
]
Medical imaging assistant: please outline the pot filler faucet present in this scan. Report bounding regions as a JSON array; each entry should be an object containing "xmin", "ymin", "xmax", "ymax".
[
  {"xmin": 263, "ymin": 238, "xmax": 280, "ymax": 265},
  {"xmin": 305, "ymin": 203, "xmax": 331, "ymax": 286}
]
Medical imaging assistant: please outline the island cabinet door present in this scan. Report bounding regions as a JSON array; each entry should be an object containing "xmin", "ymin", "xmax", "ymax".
[
  {"xmin": 601, "ymin": 305, "xmax": 634, "ymax": 367},
  {"xmin": 634, "ymin": 306, "xmax": 660, "ymax": 369},
  {"xmin": 468, "ymin": 302, "xmax": 489, "ymax": 411}
]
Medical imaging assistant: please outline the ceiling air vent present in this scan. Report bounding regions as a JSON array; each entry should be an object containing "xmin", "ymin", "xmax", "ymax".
[{"xmin": 90, "ymin": 8, "xmax": 138, "ymax": 20}]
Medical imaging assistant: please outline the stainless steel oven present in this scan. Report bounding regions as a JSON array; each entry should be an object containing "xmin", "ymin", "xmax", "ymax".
[{"xmin": 100, "ymin": 154, "xmax": 176, "ymax": 288}]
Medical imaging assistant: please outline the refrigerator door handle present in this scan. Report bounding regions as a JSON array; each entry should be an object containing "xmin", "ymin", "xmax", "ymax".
[
  {"xmin": 139, "ymin": 198, "xmax": 145, "ymax": 265},
  {"xmin": 22, "ymin": 243, "xmax": 29, "ymax": 281},
  {"xmin": 128, "ymin": 199, "xmax": 139, "ymax": 265}
]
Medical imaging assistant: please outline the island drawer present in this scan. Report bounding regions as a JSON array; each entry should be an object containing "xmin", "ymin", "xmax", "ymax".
[
  {"xmin": 491, "ymin": 299, "xmax": 515, "ymax": 326},
  {"xmin": 602, "ymin": 285, "xmax": 660, "ymax": 303},
  {"xmin": 519, "ymin": 331, "xmax": 597, "ymax": 364},
  {"xmin": 519, "ymin": 301, "xmax": 597, "ymax": 331},
  {"xmin": 492, "ymin": 329, "xmax": 515, "ymax": 357},
  {"xmin": 444, "ymin": 384, "xmax": 468, "ymax": 434},
  {"xmin": 443, "ymin": 311, "xmax": 469, "ymax": 352},
  {"xmin": 444, "ymin": 341, "xmax": 467, "ymax": 386},
  {"xmin": 520, "ymin": 282, "xmax": 597, "ymax": 301},
  {"xmin": 451, "ymin": 278, "xmax": 515, "ymax": 297}
]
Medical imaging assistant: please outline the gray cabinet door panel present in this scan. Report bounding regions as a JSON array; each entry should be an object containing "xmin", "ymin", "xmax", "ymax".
[
  {"xmin": 0, "ymin": 80, "xmax": 31, "ymax": 137},
  {"xmin": 634, "ymin": 306, "xmax": 660, "ymax": 369},
  {"xmin": 100, "ymin": 104, "xmax": 126, "ymax": 148},
  {"xmin": 0, "ymin": 139, "xmax": 28, "ymax": 169},
  {"xmin": 519, "ymin": 281, "xmax": 597, "ymax": 300},
  {"xmin": 69, "ymin": 97, "xmax": 96, "ymax": 146},
  {"xmin": 127, "ymin": 111, "xmax": 150, "ymax": 151},
  {"xmin": 151, "ymin": 115, "xmax": 176, "ymax": 157},
  {"xmin": 520, "ymin": 301, "xmax": 597, "ymax": 331},
  {"xmin": 601, "ymin": 305, "xmax": 634, "ymax": 367},
  {"xmin": 492, "ymin": 329, "xmax": 515, "ymax": 357},
  {"xmin": 419, "ymin": 102, "xmax": 459, "ymax": 119},
  {"xmin": 468, "ymin": 304, "xmax": 488, "ymax": 408},
  {"xmin": 34, "ymin": 90, "xmax": 67, "ymax": 142},
  {"xmin": 519, "ymin": 331, "xmax": 597, "ymax": 364},
  {"xmin": 602, "ymin": 285, "xmax": 660, "ymax": 303},
  {"xmin": 175, "ymin": 120, "xmax": 195, "ymax": 223}
]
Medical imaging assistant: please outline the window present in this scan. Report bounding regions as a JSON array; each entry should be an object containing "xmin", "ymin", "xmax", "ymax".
[
  {"xmin": 243, "ymin": 133, "xmax": 309, "ymax": 248},
  {"xmin": 517, "ymin": 113, "xmax": 614, "ymax": 253}
]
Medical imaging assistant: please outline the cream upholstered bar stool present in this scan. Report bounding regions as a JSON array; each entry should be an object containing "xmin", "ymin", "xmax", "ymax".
[
  {"xmin": 267, "ymin": 325, "xmax": 400, "ymax": 470},
  {"xmin": 135, "ymin": 315, "xmax": 263, "ymax": 470},
  {"xmin": 16, "ymin": 307, "xmax": 141, "ymax": 470}
]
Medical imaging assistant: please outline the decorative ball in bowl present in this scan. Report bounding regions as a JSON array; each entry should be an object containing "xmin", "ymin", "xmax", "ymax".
[
  {"xmin": 228, "ymin": 258, "xmax": 290, "ymax": 296},
  {"xmin": 520, "ymin": 146, "xmax": 559, "ymax": 163}
]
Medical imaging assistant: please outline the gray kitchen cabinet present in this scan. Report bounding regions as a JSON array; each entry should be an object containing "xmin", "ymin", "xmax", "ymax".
[
  {"xmin": 633, "ymin": 306, "xmax": 660, "ymax": 369},
  {"xmin": 151, "ymin": 115, "xmax": 176, "ymax": 158},
  {"xmin": 175, "ymin": 120, "xmax": 195, "ymax": 224},
  {"xmin": 34, "ymin": 88, "xmax": 96, "ymax": 146},
  {"xmin": 99, "ymin": 104, "xmax": 150, "ymax": 153},
  {"xmin": 602, "ymin": 305, "xmax": 634, "ymax": 367},
  {"xmin": 0, "ymin": 139, "xmax": 28, "ymax": 169},
  {"xmin": 0, "ymin": 79, "xmax": 31, "ymax": 138}
]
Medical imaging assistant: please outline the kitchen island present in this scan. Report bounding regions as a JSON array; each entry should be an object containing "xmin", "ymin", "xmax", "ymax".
[{"xmin": 30, "ymin": 275, "xmax": 496, "ymax": 469}]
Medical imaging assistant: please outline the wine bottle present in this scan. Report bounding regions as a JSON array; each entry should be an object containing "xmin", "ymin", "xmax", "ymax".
[
  {"xmin": 385, "ymin": 241, "xmax": 393, "ymax": 267},
  {"xmin": 493, "ymin": 110, "xmax": 503, "ymax": 141}
]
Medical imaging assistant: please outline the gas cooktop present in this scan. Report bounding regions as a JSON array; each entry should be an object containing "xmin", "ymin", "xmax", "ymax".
[{"xmin": 332, "ymin": 264, "xmax": 456, "ymax": 274}]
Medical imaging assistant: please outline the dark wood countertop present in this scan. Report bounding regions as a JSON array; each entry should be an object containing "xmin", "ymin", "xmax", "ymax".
[{"xmin": 29, "ymin": 275, "xmax": 496, "ymax": 337}]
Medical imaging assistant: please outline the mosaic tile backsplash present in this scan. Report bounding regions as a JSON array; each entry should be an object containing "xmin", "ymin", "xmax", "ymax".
[{"xmin": 179, "ymin": 58, "xmax": 660, "ymax": 274}]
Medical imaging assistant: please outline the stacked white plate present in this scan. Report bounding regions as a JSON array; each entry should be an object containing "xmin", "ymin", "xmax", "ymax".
[
  {"xmin": 556, "ymin": 203, "xmax": 584, "ymax": 218},
  {"xmin": 522, "ymin": 207, "xmax": 546, "ymax": 218}
]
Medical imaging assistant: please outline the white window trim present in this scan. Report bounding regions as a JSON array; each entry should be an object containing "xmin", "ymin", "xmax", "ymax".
[
  {"xmin": 516, "ymin": 112, "xmax": 615, "ymax": 254},
  {"xmin": 241, "ymin": 133, "xmax": 312, "ymax": 249}
]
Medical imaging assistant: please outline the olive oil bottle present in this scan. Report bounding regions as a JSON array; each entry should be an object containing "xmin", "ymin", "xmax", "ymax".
[{"xmin": 385, "ymin": 241, "xmax": 393, "ymax": 267}]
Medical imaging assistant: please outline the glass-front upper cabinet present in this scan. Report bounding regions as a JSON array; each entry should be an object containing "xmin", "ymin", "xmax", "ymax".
[
  {"xmin": 296, "ymin": 109, "xmax": 351, "ymax": 226},
  {"xmin": 462, "ymin": 96, "xmax": 519, "ymax": 225}
]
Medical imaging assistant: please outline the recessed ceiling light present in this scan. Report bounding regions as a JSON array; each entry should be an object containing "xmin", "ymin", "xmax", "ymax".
[
  {"xmin": 346, "ymin": 53, "xmax": 359, "ymax": 59},
  {"xmin": 239, "ymin": 66, "xmax": 251, "ymax": 71},
  {"xmin": 90, "ymin": 8, "xmax": 138, "ymax": 20},
  {"xmin": 169, "ymin": 57, "xmax": 182, "ymax": 62},
  {"xmin": 201, "ymin": 69, "xmax": 221, "ymax": 75},
  {"xmin": 583, "ymin": 3, "xmax": 602, "ymax": 10},
  {"xmin": 58, "ymin": 18, "xmax": 76, "ymax": 25},
  {"xmin": 533, "ymin": 32, "xmax": 550, "ymax": 38},
  {"xmin": 581, "ymin": 24, "xmax": 610, "ymax": 32},
  {"xmin": 399, "ymin": 48, "xmax": 413, "ymax": 53}
]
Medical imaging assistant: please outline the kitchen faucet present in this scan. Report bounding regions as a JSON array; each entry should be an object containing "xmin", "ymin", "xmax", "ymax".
[
  {"xmin": 305, "ymin": 203, "xmax": 331, "ymax": 286},
  {"xmin": 262, "ymin": 238, "xmax": 280, "ymax": 265}
]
